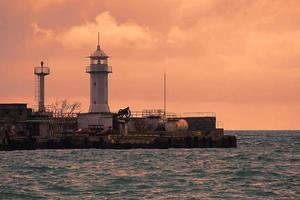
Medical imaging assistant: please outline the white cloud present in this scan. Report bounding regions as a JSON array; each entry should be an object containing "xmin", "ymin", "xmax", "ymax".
[
  {"xmin": 31, "ymin": 12, "xmax": 158, "ymax": 50},
  {"xmin": 31, "ymin": 23, "xmax": 54, "ymax": 38}
]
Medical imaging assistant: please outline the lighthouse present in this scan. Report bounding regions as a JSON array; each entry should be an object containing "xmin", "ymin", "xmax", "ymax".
[
  {"xmin": 34, "ymin": 61, "xmax": 50, "ymax": 112},
  {"xmin": 86, "ymin": 33, "xmax": 112, "ymax": 113},
  {"xmin": 78, "ymin": 34, "xmax": 113, "ymax": 131}
]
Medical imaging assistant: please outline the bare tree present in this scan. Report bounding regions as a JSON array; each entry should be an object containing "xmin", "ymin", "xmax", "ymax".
[{"xmin": 50, "ymin": 99, "xmax": 82, "ymax": 117}]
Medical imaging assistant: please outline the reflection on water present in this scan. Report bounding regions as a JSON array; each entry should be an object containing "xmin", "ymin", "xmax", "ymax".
[{"xmin": 0, "ymin": 131, "xmax": 299, "ymax": 199}]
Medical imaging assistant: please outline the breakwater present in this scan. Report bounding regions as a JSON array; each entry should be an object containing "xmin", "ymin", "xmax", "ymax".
[{"xmin": 0, "ymin": 134, "xmax": 237, "ymax": 151}]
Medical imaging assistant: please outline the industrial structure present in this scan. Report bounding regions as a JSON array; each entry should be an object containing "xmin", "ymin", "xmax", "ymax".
[
  {"xmin": 34, "ymin": 61, "xmax": 50, "ymax": 112},
  {"xmin": 0, "ymin": 34, "xmax": 237, "ymax": 150}
]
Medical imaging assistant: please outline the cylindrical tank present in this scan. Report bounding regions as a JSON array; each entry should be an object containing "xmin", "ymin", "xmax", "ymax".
[
  {"xmin": 165, "ymin": 119, "xmax": 189, "ymax": 132},
  {"xmin": 128, "ymin": 118, "xmax": 145, "ymax": 132},
  {"xmin": 145, "ymin": 116, "xmax": 162, "ymax": 132},
  {"xmin": 128, "ymin": 117, "xmax": 164, "ymax": 132}
]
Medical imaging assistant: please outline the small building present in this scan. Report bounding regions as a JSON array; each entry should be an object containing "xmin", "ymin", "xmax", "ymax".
[{"xmin": 0, "ymin": 103, "xmax": 31, "ymax": 136}]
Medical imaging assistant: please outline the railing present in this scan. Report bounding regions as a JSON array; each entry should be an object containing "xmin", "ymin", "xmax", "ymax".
[
  {"xmin": 30, "ymin": 105, "xmax": 52, "ymax": 112},
  {"xmin": 34, "ymin": 67, "xmax": 50, "ymax": 75},
  {"xmin": 30, "ymin": 105, "xmax": 78, "ymax": 118},
  {"xmin": 86, "ymin": 65, "xmax": 112, "ymax": 73},
  {"xmin": 52, "ymin": 112, "xmax": 78, "ymax": 118},
  {"xmin": 217, "ymin": 121, "xmax": 224, "ymax": 129},
  {"xmin": 178, "ymin": 112, "xmax": 216, "ymax": 118},
  {"xmin": 127, "ymin": 109, "xmax": 216, "ymax": 118},
  {"xmin": 130, "ymin": 110, "xmax": 177, "ymax": 118}
]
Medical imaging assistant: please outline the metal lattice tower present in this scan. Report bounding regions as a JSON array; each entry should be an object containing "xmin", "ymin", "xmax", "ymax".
[{"xmin": 34, "ymin": 61, "xmax": 50, "ymax": 112}]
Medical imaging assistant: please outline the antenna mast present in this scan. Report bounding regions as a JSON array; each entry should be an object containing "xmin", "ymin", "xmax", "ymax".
[
  {"xmin": 97, "ymin": 32, "xmax": 100, "ymax": 50},
  {"xmin": 164, "ymin": 72, "xmax": 167, "ymax": 118}
]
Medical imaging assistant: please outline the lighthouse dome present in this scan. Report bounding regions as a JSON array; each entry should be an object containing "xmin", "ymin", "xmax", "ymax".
[{"xmin": 90, "ymin": 45, "xmax": 108, "ymax": 58}]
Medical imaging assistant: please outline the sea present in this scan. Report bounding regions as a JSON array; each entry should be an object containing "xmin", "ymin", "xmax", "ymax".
[{"xmin": 0, "ymin": 131, "xmax": 299, "ymax": 200}]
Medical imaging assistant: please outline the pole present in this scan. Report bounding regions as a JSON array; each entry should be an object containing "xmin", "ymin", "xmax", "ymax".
[
  {"xmin": 164, "ymin": 72, "xmax": 166, "ymax": 118},
  {"xmin": 39, "ymin": 75, "xmax": 45, "ymax": 112}
]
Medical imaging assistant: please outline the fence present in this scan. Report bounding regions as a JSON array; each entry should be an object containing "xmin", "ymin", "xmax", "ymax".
[
  {"xmin": 30, "ymin": 105, "xmax": 78, "ymax": 118},
  {"xmin": 126, "ymin": 109, "xmax": 216, "ymax": 119}
]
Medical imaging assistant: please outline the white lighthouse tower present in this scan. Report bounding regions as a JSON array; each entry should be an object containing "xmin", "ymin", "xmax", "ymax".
[
  {"xmin": 86, "ymin": 33, "xmax": 112, "ymax": 113},
  {"xmin": 78, "ymin": 34, "xmax": 113, "ymax": 131}
]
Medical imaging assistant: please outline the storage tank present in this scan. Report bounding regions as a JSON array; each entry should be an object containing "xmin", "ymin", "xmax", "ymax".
[
  {"xmin": 128, "ymin": 118, "xmax": 146, "ymax": 132},
  {"xmin": 165, "ymin": 119, "xmax": 189, "ymax": 132},
  {"xmin": 128, "ymin": 116, "xmax": 165, "ymax": 132},
  {"xmin": 145, "ymin": 116, "xmax": 162, "ymax": 132}
]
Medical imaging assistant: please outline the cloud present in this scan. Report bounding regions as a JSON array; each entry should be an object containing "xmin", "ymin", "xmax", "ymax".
[
  {"xmin": 28, "ymin": 1, "xmax": 300, "ymax": 104},
  {"xmin": 31, "ymin": 11, "xmax": 158, "ymax": 51},
  {"xmin": 31, "ymin": 22, "xmax": 54, "ymax": 38}
]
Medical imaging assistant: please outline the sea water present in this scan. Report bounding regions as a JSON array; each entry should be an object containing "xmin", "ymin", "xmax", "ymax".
[{"xmin": 0, "ymin": 131, "xmax": 299, "ymax": 199}]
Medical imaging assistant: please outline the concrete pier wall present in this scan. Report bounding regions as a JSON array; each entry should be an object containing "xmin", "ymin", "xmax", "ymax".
[{"xmin": 0, "ymin": 134, "xmax": 237, "ymax": 150}]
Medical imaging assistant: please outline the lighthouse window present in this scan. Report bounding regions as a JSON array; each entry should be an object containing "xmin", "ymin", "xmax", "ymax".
[
  {"xmin": 91, "ymin": 60, "xmax": 97, "ymax": 64},
  {"xmin": 91, "ymin": 59, "xmax": 107, "ymax": 64},
  {"xmin": 94, "ymin": 101, "xmax": 96, "ymax": 104},
  {"xmin": 94, "ymin": 82, "xmax": 96, "ymax": 86}
]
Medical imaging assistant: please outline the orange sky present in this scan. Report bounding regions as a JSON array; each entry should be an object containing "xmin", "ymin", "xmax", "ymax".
[{"xmin": 0, "ymin": 0, "xmax": 300, "ymax": 130}]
